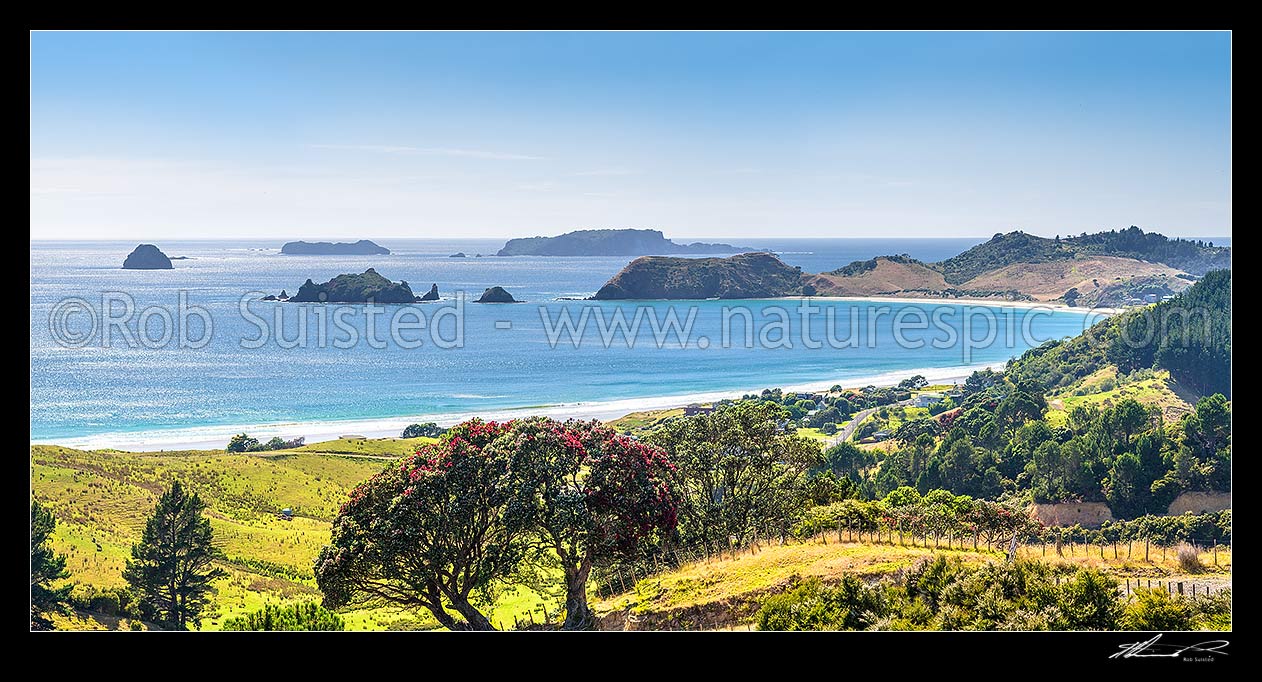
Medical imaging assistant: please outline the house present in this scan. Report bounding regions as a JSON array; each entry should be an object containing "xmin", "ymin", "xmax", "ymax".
[
  {"xmin": 683, "ymin": 404, "xmax": 715, "ymax": 416},
  {"xmin": 913, "ymin": 393, "xmax": 944, "ymax": 408},
  {"xmin": 872, "ymin": 431, "xmax": 892, "ymax": 442}
]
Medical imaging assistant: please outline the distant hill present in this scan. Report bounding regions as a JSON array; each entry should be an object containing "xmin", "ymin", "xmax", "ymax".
[
  {"xmin": 281, "ymin": 240, "xmax": 390, "ymax": 255},
  {"xmin": 805, "ymin": 256, "xmax": 949, "ymax": 297},
  {"xmin": 937, "ymin": 232, "xmax": 1074, "ymax": 285},
  {"xmin": 593, "ymin": 252, "xmax": 807, "ymax": 300},
  {"xmin": 497, "ymin": 229, "xmax": 752, "ymax": 257},
  {"xmin": 290, "ymin": 268, "xmax": 415, "ymax": 303},
  {"xmin": 589, "ymin": 227, "xmax": 1229, "ymax": 304},
  {"xmin": 1065, "ymin": 226, "xmax": 1230, "ymax": 275},
  {"xmin": 938, "ymin": 228, "xmax": 1229, "ymax": 285},
  {"xmin": 958, "ymin": 256, "xmax": 1189, "ymax": 304}
]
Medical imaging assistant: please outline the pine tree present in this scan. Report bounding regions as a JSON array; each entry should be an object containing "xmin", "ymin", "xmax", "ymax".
[
  {"xmin": 31, "ymin": 500, "xmax": 71, "ymax": 629},
  {"xmin": 123, "ymin": 481, "xmax": 226, "ymax": 629}
]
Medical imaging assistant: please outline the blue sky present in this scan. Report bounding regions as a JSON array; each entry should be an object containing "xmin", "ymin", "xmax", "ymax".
[{"xmin": 30, "ymin": 31, "xmax": 1231, "ymax": 240}]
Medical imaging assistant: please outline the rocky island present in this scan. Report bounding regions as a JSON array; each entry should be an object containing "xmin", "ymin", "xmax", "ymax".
[
  {"xmin": 281, "ymin": 240, "xmax": 391, "ymax": 255},
  {"xmin": 496, "ymin": 228, "xmax": 753, "ymax": 257},
  {"xmin": 289, "ymin": 268, "xmax": 415, "ymax": 303},
  {"xmin": 475, "ymin": 286, "xmax": 521, "ymax": 303},
  {"xmin": 418, "ymin": 284, "xmax": 440, "ymax": 301},
  {"xmin": 593, "ymin": 252, "xmax": 809, "ymax": 299},
  {"xmin": 122, "ymin": 244, "xmax": 174, "ymax": 270}
]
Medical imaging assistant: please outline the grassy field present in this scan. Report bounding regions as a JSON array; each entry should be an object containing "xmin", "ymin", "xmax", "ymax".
[
  {"xmin": 288, "ymin": 435, "xmax": 437, "ymax": 457},
  {"xmin": 795, "ymin": 427, "xmax": 834, "ymax": 444},
  {"xmin": 31, "ymin": 442, "xmax": 560, "ymax": 631},
  {"xmin": 605, "ymin": 408, "xmax": 685, "ymax": 437},
  {"xmin": 1045, "ymin": 367, "xmax": 1191, "ymax": 427},
  {"xmin": 597, "ymin": 542, "xmax": 987, "ymax": 617},
  {"xmin": 593, "ymin": 536, "xmax": 1232, "ymax": 630}
]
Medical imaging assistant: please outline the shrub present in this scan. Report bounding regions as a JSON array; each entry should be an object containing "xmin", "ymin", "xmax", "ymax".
[
  {"xmin": 1059, "ymin": 570, "xmax": 1122, "ymax": 630},
  {"xmin": 1190, "ymin": 588, "xmax": 1231, "ymax": 630},
  {"xmin": 1122, "ymin": 588, "xmax": 1195, "ymax": 630},
  {"xmin": 69, "ymin": 585, "xmax": 136, "ymax": 618},
  {"xmin": 1175, "ymin": 543, "xmax": 1204, "ymax": 573},
  {"xmin": 821, "ymin": 422, "xmax": 838, "ymax": 435},
  {"xmin": 402, "ymin": 422, "xmax": 446, "ymax": 439},
  {"xmin": 221, "ymin": 601, "xmax": 345, "ymax": 631},
  {"xmin": 226, "ymin": 433, "xmax": 259, "ymax": 453},
  {"xmin": 757, "ymin": 576, "xmax": 883, "ymax": 631}
]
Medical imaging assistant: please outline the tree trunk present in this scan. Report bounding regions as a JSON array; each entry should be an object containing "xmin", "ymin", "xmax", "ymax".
[
  {"xmin": 440, "ymin": 583, "xmax": 495, "ymax": 631},
  {"xmin": 562, "ymin": 562, "xmax": 594, "ymax": 630},
  {"xmin": 426, "ymin": 604, "xmax": 468, "ymax": 631},
  {"xmin": 448, "ymin": 597, "xmax": 496, "ymax": 630}
]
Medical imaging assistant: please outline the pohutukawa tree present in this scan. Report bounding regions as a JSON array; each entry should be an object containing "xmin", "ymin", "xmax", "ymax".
[
  {"xmin": 494, "ymin": 418, "xmax": 678, "ymax": 629},
  {"xmin": 315, "ymin": 420, "xmax": 531, "ymax": 630},
  {"xmin": 123, "ymin": 481, "xmax": 227, "ymax": 630},
  {"xmin": 315, "ymin": 417, "xmax": 679, "ymax": 631}
]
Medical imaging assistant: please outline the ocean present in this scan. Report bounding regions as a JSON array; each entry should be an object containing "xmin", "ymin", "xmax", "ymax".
[{"xmin": 31, "ymin": 237, "xmax": 1196, "ymax": 450}]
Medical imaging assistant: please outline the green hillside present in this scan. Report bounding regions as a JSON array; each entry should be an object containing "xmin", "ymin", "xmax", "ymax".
[{"xmin": 30, "ymin": 443, "xmax": 561, "ymax": 631}]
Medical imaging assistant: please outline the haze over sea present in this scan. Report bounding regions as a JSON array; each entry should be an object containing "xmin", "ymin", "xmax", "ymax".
[{"xmin": 31, "ymin": 237, "xmax": 1228, "ymax": 450}]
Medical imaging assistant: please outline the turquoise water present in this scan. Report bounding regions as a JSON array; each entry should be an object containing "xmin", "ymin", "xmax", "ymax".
[{"xmin": 30, "ymin": 238, "xmax": 1109, "ymax": 446}]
